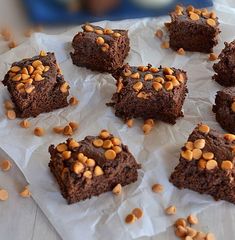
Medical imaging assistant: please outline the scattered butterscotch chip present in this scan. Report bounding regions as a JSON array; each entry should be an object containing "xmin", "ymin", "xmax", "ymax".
[
  {"xmin": 94, "ymin": 166, "xmax": 104, "ymax": 176},
  {"xmin": 231, "ymin": 102, "xmax": 235, "ymax": 112},
  {"xmin": 224, "ymin": 133, "xmax": 235, "ymax": 141},
  {"xmin": 125, "ymin": 213, "xmax": 136, "ymax": 224},
  {"xmin": 19, "ymin": 119, "xmax": 31, "ymax": 128},
  {"xmin": 62, "ymin": 151, "xmax": 71, "ymax": 160},
  {"xmin": 202, "ymin": 152, "xmax": 214, "ymax": 160},
  {"xmin": 6, "ymin": 109, "xmax": 16, "ymax": 120},
  {"xmin": 198, "ymin": 124, "xmax": 210, "ymax": 134},
  {"xmin": 206, "ymin": 160, "xmax": 218, "ymax": 170},
  {"xmin": 53, "ymin": 126, "xmax": 64, "ymax": 134},
  {"xmin": 0, "ymin": 160, "xmax": 12, "ymax": 171},
  {"xmin": 161, "ymin": 41, "xmax": 170, "ymax": 49},
  {"xmin": 34, "ymin": 127, "xmax": 45, "ymax": 137},
  {"xmin": 174, "ymin": 218, "xmax": 187, "ymax": 228},
  {"xmin": 132, "ymin": 208, "xmax": 143, "ymax": 219},
  {"xmin": 99, "ymin": 130, "xmax": 110, "ymax": 139},
  {"xmin": 4, "ymin": 100, "xmax": 14, "ymax": 110},
  {"xmin": 207, "ymin": 18, "xmax": 216, "ymax": 27},
  {"xmin": 63, "ymin": 125, "xmax": 73, "ymax": 136},
  {"xmin": 103, "ymin": 139, "xmax": 113, "ymax": 149},
  {"xmin": 84, "ymin": 25, "xmax": 94, "ymax": 32},
  {"xmin": 186, "ymin": 226, "xmax": 197, "ymax": 238},
  {"xmin": 181, "ymin": 150, "xmax": 193, "ymax": 161},
  {"xmin": 69, "ymin": 96, "xmax": 79, "ymax": 106},
  {"xmin": 185, "ymin": 141, "xmax": 194, "ymax": 150},
  {"xmin": 133, "ymin": 81, "xmax": 143, "ymax": 92},
  {"xmin": 194, "ymin": 139, "xmax": 206, "ymax": 149},
  {"xmin": 187, "ymin": 214, "xmax": 198, "ymax": 225},
  {"xmin": 69, "ymin": 121, "xmax": 79, "ymax": 131},
  {"xmin": 56, "ymin": 143, "xmax": 68, "ymax": 152},
  {"xmin": 112, "ymin": 183, "xmax": 122, "ymax": 195},
  {"xmin": 152, "ymin": 183, "xmax": 164, "ymax": 193},
  {"xmin": 130, "ymin": 72, "xmax": 140, "ymax": 79},
  {"xmin": 112, "ymin": 146, "xmax": 122, "ymax": 154},
  {"xmin": 164, "ymin": 81, "xmax": 174, "ymax": 91},
  {"xmin": 83, "ymin": 170, "xmax": 92, "ymax": 179},
  {"xmin": 177, "ymin": 48, "xmax": 185, "ymax": 55},
  {"xmin": 73, "ymin": 162, "xmax": 84, "ymax": 174},
  {"xmin": 144, "ymin": 73, "xmax": 154, "ymax": 81},
  {"xmin": 165, "ymin": 205, "xmax": 176, "ymax": 215},
  {"xmin": 198, "ymin": 159, "xmax": 207, "ymax": 169},
  {"xmin": 93, "ymin": 138, "xmax": 104, "ymax": 147},
  {"xmin": 175, "ymin": 225, "xmax": 187, "ymax": 238},
  {"xmin": 206, "ymin": 233, "xmax": 216, "ymax": 240},
  {"xmin": 142, "ymin": 123, "xmax": 153, "ymax": 135},
  {"xmin": 8, "ymin": 40, "xmax": 17, "ymax": 49},
  {"xmin": 221, "ymin": 160, "xmax": 233, "ymax": 170},
  {"xmin": 68, "ymin": 139, "xmax": 80, "ymax": 149},
  {"xmin": 60, "ymin": 82, "xmax": 69, "ymax": 93},
  {"xmin": 189, "ymin": 12, "xmax": 200, "ymax": 21},
  {"xmin": 155, "ymin": 29, "xmax": 163, "ymax": 39},
  {"xmin": 104, "ymin": 149, "xmax": 116, "ymax": 160},
  {"xmin": 192, "ymin": 149, "xmax": 202, "ymax": 160},
  {"xmin": 96, "ymin": 36, "xmax": 105, "ymax": 45},
  {"xmin": 0, "ymin": 189, "xmax": 9, "ymax": 201},
  {"xmin": 20, "ymin": 185, "xmax": 31, "ymax": 198},
  {"xmin": 208, "ymin": 53, "xmax": 218, "ymax": 61},
  {"xmin": 152, "ymin": 82, "xmax": 162, "ymax": 91},
  {"xmin": 126, "ymin": 119, "xmax": 134, "ymax": 128}
]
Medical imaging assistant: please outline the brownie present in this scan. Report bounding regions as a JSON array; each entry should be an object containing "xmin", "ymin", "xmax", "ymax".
[
  {"xmin": 70, "ymin": 24, "xmax": 130, "ymax": 73},
  {"xmin": 213, "ymin": 40, "xmax": 235, "ymax": 86},
  {"xmin": 2, "ymin": 52, "xmax": 69, "ymax": 118},
  {"xmin": 170, "ymin": 123, "xmax": 235, "ymax": 204},
  {"xmin": 82, "ymin": 0, "xmax": 120, "ymax": 15},
  {"xmin": 213, "ymin": 87, "xmax": 235, "ymax": 133},
  {"xmin": 167, "ymin": 5, "xmax": 220, "ymax": 53},
  {"xmin": 48, "ymin": 130, "xmax": 140, "ymax": 204},
  {"xmin": 107, "ymin": 64, "xmax": 188, "ymax": 124}
]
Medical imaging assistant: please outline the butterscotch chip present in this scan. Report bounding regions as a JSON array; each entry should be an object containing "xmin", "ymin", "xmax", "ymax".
[
  {"xmin": 155, "ymin": 29, "xmax": 163, "ymax": 39},
  {"xmin": 144, "ymin": 73, "xmax": 153, "ymax": 81},
  {"xmin": 84, "ymin": 25, "xmax": 94, "ymax": 32},
  {"xmin": 60, "ymin": 82, "xmax": 69, "ymax": 93},
  {"xmin": 152, "ymin": 183, "xmax": 164, "ymax": 193},
  {"xmin": 192, "ymin": 149, "xmax": 202, "ymax": 160},
  {"xmin": 174, "ymin": 218, "xmax": 187, "ymax": 228},
  {"xmin": 221, "ymin": 160, "xmax": 233, "ymax": 170},
  {"xmin": 73, "ymin": 162, "xmax": 84, "ymax": 174},
  {"xmin": 145, "ymin": 119, "xmax": 155, "ymax": 126},
  {"xmin": 93, "ymin": 138, "xmax": 104, "ymax": 147},
  {"xmin": 186, "ymin": 227, "xmax": 198, "ymax": 237},
  {"xmin": 99, "ymin": 130, "xmax": 110, "ymax": 139},
  {"xmin": 111, "ymin": 137, "xmax": 121, "ymax": 146},
  {"xmin": 113, "ymin": 32, "xmax": 121, "ymax": 38},
  {"xmin": 68, "ymin": 139, "xmax": 80, "ymax": 149},
  {"xmin": 152, "ymin": 82, "xmax": 162, "ymax": 91},
  {"xmin": 10, "ymin": 66, "xmax": 21, "ymax": 73},
  {"xmin": 210, "ymin": 11, "xmax": 217, "ymax": 19},
  {"xmin": 6, "ymin": 110, "xmax": 16, "ymax": 120},
  {"xmin": 199, "ymin": 124, "xmax": 210, "ymax": 134},
  {"xmin": 39, "ymin": 50, "xmax": 47, "ymax": 56},
  {"xmin": 86, "ymin": 158, "xmax": 96, "ymax": 167},
  {"xmin": 177, "ymin": 48, "xmax": 185, "ymax": 55},
  {"xmin": 224, "ymin": 133, "xmax": 235, "ymax": 141},
  {"xmin": 69, "ymin": 121, "xmax": 79, "ymax": 131},
  {"xmin": 138, "ymin": 66, "xmax": 148, "ymax": 72},
  {"xmin": 94, "ymin": 166, "xmax": 104, "ymax": 177},
  {"xmin": 96, "ymin": 36, "xmax": 105, "ymax": 45},
  {"xmin": 19, "ymin": 119, "xmax": 31, "ymax": 128},
  {"xmin": 150, "ymin": 67, "xmax": 159, "ymax": 73},
  {"xmin": 207, "ymin": 18, "xmax": 216, "ymax": 27},
  {"xmin": 231, "ymin": 102, "xmax": 235, "ymax": 112},
  {"xmin": 34, "ymin": 127, "xmax": 45, "ymax": 137},
  {"xmin": 0, "ymin": 160, "xmax": 12, "ymax": 171},
  {"xmin": 142, "ymin": 124, "xmax": 153, "ymax": 135},
  {"xmin": 175, "ymin": 5, "xmax": 183, "ymax": 12},
  {"xmin": 62, "ymin": 151, "xmax": 71, "ymax": 160},
  {"xmin": 154, "ymin": 77, "xmax": 165, "ymax": 84},
  {"xmin": 165, "ymin": 205, "xmax": 176, "ymax": 215},
  {"xmin": 164, "ymin": 82, "xmax": 174, "ymax": 91},
  {"xmin": 194, "ymin": 232, "xmax": 207, "ymax": 240},
  {"xmin": 206, "ymin": 160, "xmax": 218, "ymax": 170},
  {"xmin": 104, "ymin": 28, "xmax": 114, "ymax": 35},
  {"xmin": 101, "ymin": 43, "xmax": 110, "ymax": 52},
  {"xmin": 194, "ymin": 139, "xmax": 206, "ymax": 149},
  {"xmin": 165, "ymin": 75, "xmax": 177, "ymax": 81},
  {"xmin": 172, "ymin": 78, "xmax": 180, "ymax": 87},
  {"xmin": 56, "ymin": 143, "xmax": 68, "ymax": 152},
  {"xmin": 189, "ymin": 12, "xmax": 200, "ymax": 21},
  {"xmin": 163, "ymin": 67, "xmax": 174, "ymax": 75},
  {"xmin": 133, "ymin": 81, "xmax": 143, "ymax": 92},
  {"xmin": 0, "ymin": 189, "xmax": 9, "ymax": 201},
  {"xmin": 112, "ymin": 183, "xmax": 122, "ymax": 195},
  {"xmin": 187, "ymin": 5, "xmax": 194, "ymax": 12},
  {"xmin": 126, "ymin": 119, "xmax": 134, "ymax": 127},
  {"xmin": 181, "ymin": 150, "xmax": 193, "ymax": 161},
  {"xmin": 53, "ymin": 126, "xmax": 64, "ymax": 134},
  {"xmin": 69, "ymin": 96, "xmax": 79, "ymax": 106},
  {"xmin": 185, "ymin": 141, "xmax": 194, "ymax": 150},
  {"xmin": 161, "ymin": 41, "xmax": 169, "ymax": 49},
  {"xmin": 175, "ymin": 226, "xmax": 187, "ymax": 238},
  {"xmin": 83, "ymin": 170, "xmax": 92, "ymax": 179},
  {"xmin": 112, "ymin": 146, "xmax": 122, "ymax": 154},
  {"xmin": 130, "ymin": 72, "xmax": 140, "ymax": 79},
  {"xmin": 95, "ymin": 29, "xmax": 103, "ymax": 35},
  {"xmin": 185, "ymin": 236, "xmax": 193, "ymax": 240},
  {"xmin": 125, "ymin": 214, "xmax": 136, "ymax": 224},
  {"xmin": 25, "ymin": 84, "xmax": 35, "ymax": 94},
  {"xmin": 63, "ymin": 125, "xmax": 73, "ymax": 136},
  {"xmin": 132, "ymin": 208, "xmax": 143, "ymax": 219},
  {"xmin": 203, "ymin": 152, "xmax": 214, "ymax": 160},
  {"xmin": 198, "ymin": 159, "xmax": 207, "ymax": 169},
  {"xmin": 206, "ymin": 233, "xmax": 216, "ymax": 240},
  {"xmin": 187, "ymin": 214, "xmax": 198, "ymax": 225},
  {"xmin": 4, "ymin": 100, "xmax": 14, "ymax": 110},
  {"xmin": 103, "ymin": 140, "xmax": 113, "ymax": 149},
  {"xmin": 104, "ymin": 149, "xmax": 116, "ymax": 160},
  {"xmin": 123, "ymin": 69, "xmax": 132, "ymax": 77},
  {"xmin": 28, "ymin": 65, "xmax": 34, "ymax": 74},
  {"xmin": 117, "ymin": 81, "xmax": 123, "ymax": 93},
  {"xmin": 20, "ymin": 185, "xmax": 31, "ymax": 198},
  {"xmin": 208, "ymin": 53, "xmax": 218, "ymax": 61},
  {"xmin": 32, "ymin": 60, "xmax": 42, "ymax": 68},
  {"xmin": 8, "ymin": 40, "xmax": 17, "ymax": 49}
]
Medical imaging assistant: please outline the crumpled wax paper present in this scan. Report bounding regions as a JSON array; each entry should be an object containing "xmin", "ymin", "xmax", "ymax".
[{"xmin": 0, "ymin": 1, "xmax": 235, "ymax": 239}]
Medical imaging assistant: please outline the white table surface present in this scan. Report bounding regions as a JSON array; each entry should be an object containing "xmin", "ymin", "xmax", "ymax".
[{"xmin": 1, "ymin": 0, "xmax": 235, "ymax": 239}]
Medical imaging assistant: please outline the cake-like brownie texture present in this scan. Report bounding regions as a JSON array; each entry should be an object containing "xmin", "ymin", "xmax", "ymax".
[
  {"xmin": 49, "ymin": 130, "xmax": 140, "ymax": 204},
  {"xmin": 170, "ymin": 124, "xmax": 235, "ymax": 204},
  {"xmin": 213, "ymin": 40, "xmax": 235, "ymax": 86},
  {"xmin": 82, "ymin": 0, "xmax": 120, "ymax": 15},
  {"xmin": 213, "ymin": 87, "xmax": 235, "ymax": 133},
  {"xmin": 107, "ymin": 64, "xmax": 188, "ymax": 124},
  {"xmin": 167, "ymin": 5, "xmax": 220, "ymax": 53},
  {"xmin": 70, "ymin": 24, "xmax": 130, "ymax": 73},
  {"xmin": 2, "ymin": 52, "xmax": 69, "ymax": 118}
]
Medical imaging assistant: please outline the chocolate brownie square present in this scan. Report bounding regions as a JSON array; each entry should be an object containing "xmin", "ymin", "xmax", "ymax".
[
  {"xmin": 49, "ymin": 130, "xmax": 140, "ymax": 204},
  {"xmin": 213, "ymin": 40, "xmax": 235, "ymax": 86},
  {"xmin": 2, "ymin": 52, "xmax": 69, "ymax": 118},
  {"xmin": 213, "ymin": 87, "xmax": 235, "ymax": 133},
  {"xmin": 70, "ymin": 24, "xmax": 130, "ymax": 73},
  {"xmin": 167, "ymin": 5, "xmax": 220, "ymax": 53},
  {"xmin": 107, "ymin": 64, "xmax": 188, "ymax": 124},
  {"xmin": 170, "ymin": 124, "xmax": 235, "ymax": 204}
]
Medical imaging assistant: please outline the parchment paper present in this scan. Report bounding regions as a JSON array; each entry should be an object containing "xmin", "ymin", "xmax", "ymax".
[{"xmin": 0, "ymin": 1, "xmax": 235, "ymax": 239}]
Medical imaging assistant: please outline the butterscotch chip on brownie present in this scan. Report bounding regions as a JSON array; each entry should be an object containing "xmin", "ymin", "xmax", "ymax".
[
  {"xmin": 2, "ymin": 52, "xmax": 70, "ymax": 118},
  {"xmin": 170, "ymin": 123, "xmax": 235, "ymax": 204},
  {"xmin": 70, "ymin": 24, "xmax": 130, "ymax": 73},
  {"xmin": 48, "ymin": 130, "xmax": 140, "ymax": 204},
  {"xmin": 107, "ymin": 64, "xmax": 188, "ymax": 124},
  {"xmin": 167, "ymin": 5, "xmax": 220, "ymax": 53}
]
